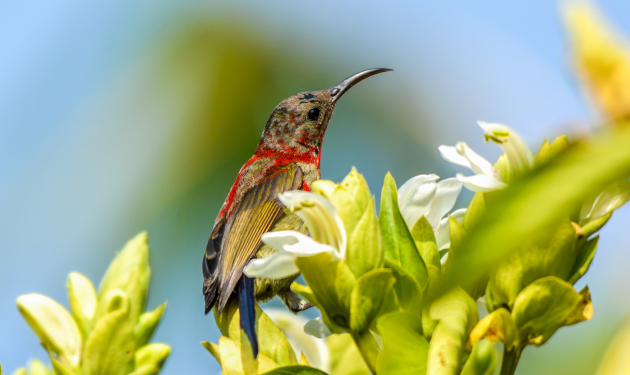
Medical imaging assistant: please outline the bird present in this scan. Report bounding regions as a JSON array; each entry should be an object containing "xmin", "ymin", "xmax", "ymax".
[{"xmin": 202, "ymin": 68, "xmax": 392, "ymax": 356}]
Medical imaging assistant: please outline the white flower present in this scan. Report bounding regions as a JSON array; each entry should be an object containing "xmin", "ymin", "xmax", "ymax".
[
  {"xmin": 439, "ymin": 122, "xmax": 534, "ymax": 192},
  {"xmin": 265, "ymin": 309, "xmax": 330, "ymax": 372},
  {"xmin": 478, "ymin": 121, "xmax": 534, "ymax": 177},
  {"xmin": 243, "ymin": 191, "xmax": 346, "ymax": 279},
  {"xmin": 580, "ymin": 179, "xmax": 630, "ymax": 225},
  {"xmin": 438, "ymin": 142, "xmax": 507, "ymax": 193},
  {"xmin": 398, "ymin": 175, "xmax": 466, "ymax": 250}
]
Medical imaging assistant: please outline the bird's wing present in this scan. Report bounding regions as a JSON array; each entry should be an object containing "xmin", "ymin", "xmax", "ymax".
[{"xmin": 216, "ymin": 163, "xmax": 303, "ymax": 313}]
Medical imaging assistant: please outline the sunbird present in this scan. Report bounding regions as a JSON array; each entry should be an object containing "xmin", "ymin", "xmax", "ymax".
[{"xmin": 202, "ymin": 68, "xmax": 391, "ymax": 356}]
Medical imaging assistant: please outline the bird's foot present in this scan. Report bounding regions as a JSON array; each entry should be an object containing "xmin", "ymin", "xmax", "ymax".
[{"xmin": 279, "ymin": 290, "xmax": 313, "ymax": 313}]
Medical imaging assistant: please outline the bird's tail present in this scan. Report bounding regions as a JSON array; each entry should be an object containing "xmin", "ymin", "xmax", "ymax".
[{"xmin": 237, "ymin": 275, "xmax": 258, "ymax": 357}]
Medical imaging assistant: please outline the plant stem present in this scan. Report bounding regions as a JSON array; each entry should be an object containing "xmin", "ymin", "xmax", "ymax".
[
  {"xmin": 500, "ymin": 346, "xmax": 523, "ymax": 375},
  {"xmin": 352, "ymin": 330, "xmax": 379, "ymax": 374}
]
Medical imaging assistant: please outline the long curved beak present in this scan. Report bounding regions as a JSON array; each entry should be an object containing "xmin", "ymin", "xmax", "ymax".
[{"xmin": 328, "ymin": 68, "xmax": 393, "ymax": 103}]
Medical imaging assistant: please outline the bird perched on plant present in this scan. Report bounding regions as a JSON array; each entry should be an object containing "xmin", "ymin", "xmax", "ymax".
[{"xmin": 202, "ymin": 69, "xmax": 391, "ymax": 356}]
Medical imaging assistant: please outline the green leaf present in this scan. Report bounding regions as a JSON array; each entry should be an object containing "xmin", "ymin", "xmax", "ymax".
[
  {"xmin": 460, "ymin": 341, "xmax": 497, "ymax": 375},
  {"xmin": 386, "ymin": 261, "xmax": 423, "ymax": 312},
  {"xmin": 213, "ymin": 299, "xmax": 297, "ymax": 366},
  {"xmin": 134, "ymin": 303, "xmax": 167, "ymax": 348},
  {"xmin": 82, "ymin": 292, "xmax": 135, "ymax": 375},
  {"xmin": 512, "ymin": 277, "xmax": 592, "ymax": 346},
  {"xmin": 67, "ymin": 272, "xmax": 97, "ymax": 340},
  {"xmin": 129, "ymin": 343, "xmax": 171, "ymax": 375},
  {"xmin": 581, "ymin": 212, "xmax": 612, "ymax": 238},
  {"xmin": 376, "ymin": 312, "xmax": 429, "ymax": 375},
  {"xmin": 430, "ymin": 127, "xmax": 630, "ymax": 304},
  {"xmin": 410, "ymin": 216, "xmax": 440, "ymax": 268},
  {"xmin": 379, "ymin": 173, "xmax": 428, "ymax": 287},
  {"xmin": 296, "ymin": 253, "xmax": 356, "ymax": 331},
  {"xmin": 568, "ymin": 236, "xmax": 600, "ymax": 284},
  {"xmin": 427, "ymin": 288, "xmax": 478, "ymax": 375},
  {"xmin": 98, "ymin": 232, "xmax": 151, "ymax": 324},
  {"xmin": 326, "ymin": 333, "xmax": 370, "ymax": 375},
  {"xmin": 16, "ymin": 294, "xmax": 82, "ymax": 368},
  {"xmin": 261, "ymin": 366, "xmax": 328, "ymax": 375},
  {"xmin": 349, "ymin": 269, "xmax": 396, "ymax": 333},
  {"xmin": 346, "ymin": 198, "xmax": 383, "ymax": 277}
]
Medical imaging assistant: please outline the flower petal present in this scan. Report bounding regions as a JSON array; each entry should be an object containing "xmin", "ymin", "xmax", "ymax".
[
  {"xmin": 243, "ymin": 252, "xmax": 300, "ymax": 279},
  {"xmin": 434, "ymin": 208, "xmax": 467, "ymax": 250},
  {"xmin": 266, "ymin": 310, "xmax": 331, "ymax": 372},
  {"xmin": 279, "ymin": 191, "xmax": 346, "ymax": 257},
  {"xmin": 398, "ymin": 174, "xmax": 439, "ymax": 207},
  {"xmin": 245, "ymin": 231, "xmax": 337, "ymax": 279},
  {"xmin": 458, "ymin": 142, "xmax": 501, "ymax": 179},
  {"xmin": 425, "ymin": 178, "xmax": 462, "ymax": 227},
  {"xmin": 398, "ymin": 175, "xmax": 439, "ymax": 228},
  {"xmin": 456, "ymin": 173, "xmax": 507, "ymax": 193},
  {"xmin": 478, "ymin": 121, "xmax": 534, "ymax": 176},
  {"xmin": 439, "ymin": 145, "xmax": 473, "ymax": 170}
]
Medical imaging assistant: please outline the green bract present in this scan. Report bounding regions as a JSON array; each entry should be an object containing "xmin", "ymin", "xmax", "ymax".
[{"xmin": 15, "ymin": 232, "xmax": 170, "ymax": 375}]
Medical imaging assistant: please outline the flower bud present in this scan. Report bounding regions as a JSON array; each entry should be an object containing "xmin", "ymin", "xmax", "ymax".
[
  {"xmin": 98, "ymin": 232, "xmax": 151, "ymax": 324},
  {"xmin": 131, "ymin": 343, "xmax": 171, "ymax": 375},
  {"xmin": 16, "ymin": 294, "xmax": 82, "ymax": 368},
  {"xmin": 67, "ymin": 272, "xmax": 97, "ymax": 339}
]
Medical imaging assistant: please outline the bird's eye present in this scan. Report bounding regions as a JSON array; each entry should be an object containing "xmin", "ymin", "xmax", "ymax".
[{"xmin": 308, "ymin": 108, "xmax": 321, "ymax": 121}]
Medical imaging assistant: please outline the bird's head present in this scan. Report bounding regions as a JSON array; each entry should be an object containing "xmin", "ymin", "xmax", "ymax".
[{"xmin": 257, "ymin": 68, "xmax": 392, "ymax": 154}]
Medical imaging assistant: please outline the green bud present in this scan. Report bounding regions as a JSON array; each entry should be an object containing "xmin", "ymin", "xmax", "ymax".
[
  {"xmin": 427, "ymin": 288, "xmax": 478, "ymax": 375},
  {"xmin": 349, "ymin": 269, "xmax": 396, "ymax": 333},
  {"xmin": 98, "ymin": 232, "xmax": 151, "ymax": 324},
  {"xmin": 82, "ymin": 292, "xmax": 135, "ymax": 375},
  {"xmin": 11, "ymin": 369, "xmax": 26, "ymax": 375},
  {"xmin": 134, "ymin": 303, "xmax": 167, "ymax": 348},
  {"xmin": 468, "ymin": 308, "xmax": 517, "ymax": 350},
  {"xmin": 486, "ymin": 220, "xmax": 579, "ymax": 309},
  {"xmin": 26, "ymin": 360, "xmax": 49, "ymax": 375},
  {"xmin": 311, "ymin": 179, "xmax": 337, "ymax": 199},
  {"xmin": 535, "ymin": 136, "xmax": 570, "ymax": 167},
  {"xmin": 129, "ymin": 343, "xmax": 171, "ymax": 375},
  {"xmin": 494, "ymin": 154, "xmax": 512, "ymax": 185},
  {"xmin": 461, "ymin": 340, "xmax": 497, "ymax": 375},
  {"xmin": 379, "ymin": 173, "xmax": 428, "ymax": 288},
  {"xmin": 346, "ymin": 197, "xmax": 383, "ymax": 277},
  {"xmin": 512, "ymin": 277, "xmax": 592, "ymax": 346},
  {"xmin": 67, "ymin": 272, "xmax": 97, "ymax": 340},
  {"xmin": 295, "ymin": 253, "xmax": 356, "ymax": 332},
  {"xmin": 376, "ymin": 312, "xmax": 429, "ymax": 375},
  {"xmin": 16, "ymin": 294, "xmax": 82, "ymax": 368},
  {"xmin": 340, "ymin": 167, "xmax": 372, "ymax": 214}
]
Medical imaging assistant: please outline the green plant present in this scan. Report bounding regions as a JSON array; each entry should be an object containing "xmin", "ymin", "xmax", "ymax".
[{"xmin": 12, "ymin": 233, "xmax": 170, "ymax": 375}]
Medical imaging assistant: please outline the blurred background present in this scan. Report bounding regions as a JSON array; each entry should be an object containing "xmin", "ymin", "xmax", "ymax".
[{"xmin": 1, "ymin": 0, "xmax": 629, "ymax": 373}]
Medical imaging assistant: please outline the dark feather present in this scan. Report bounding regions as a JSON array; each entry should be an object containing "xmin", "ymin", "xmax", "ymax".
[
  {"xmin": 238, "ymin": 276, "xmax": 258, "ymax": 357},
  {"xmin": 203, "ymin": 218, "xmax": 224, "ymax": 314}
]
